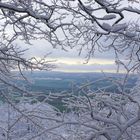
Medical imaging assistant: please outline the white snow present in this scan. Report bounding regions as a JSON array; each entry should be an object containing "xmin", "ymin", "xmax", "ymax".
[
  {"xmin": 102, "ymin": 14, "xmax": 116, "ymax": 20},
  {"xmin": 125, "ymin": 31, "xmax": 136, "ymax": 37},
  {"xmin": 102, "ymin": 23, "xmax": 112, "ymax": 31},
  {"xmin": 111, "ymin": 23, "xmax": 127, "ymax": 32}
]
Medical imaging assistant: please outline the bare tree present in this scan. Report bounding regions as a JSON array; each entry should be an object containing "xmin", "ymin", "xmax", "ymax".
[
  {"xmin": 0, "ymin": 0, "xmax": 139, "ymax": 140},
  {"xmin": 0, "ymin": 0, "xmax": 139, "ymax": 69},
  {"xmin": 61, "ymin": 79, "xmax": 140, "ymax": 140}
]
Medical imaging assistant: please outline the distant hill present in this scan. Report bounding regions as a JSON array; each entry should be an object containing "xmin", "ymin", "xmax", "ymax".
[{"xmin": 14, "ymin": 71, "xmax": 137, "ymax": 94}]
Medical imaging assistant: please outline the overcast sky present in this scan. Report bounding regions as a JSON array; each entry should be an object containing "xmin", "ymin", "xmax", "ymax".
[
  {"xmin": 8, "ymin": 1, "xmax": 140, "ymax": 73},
  {"xmin": 19, "ymin": 39, "xmax": 121, "ymax": 73}
]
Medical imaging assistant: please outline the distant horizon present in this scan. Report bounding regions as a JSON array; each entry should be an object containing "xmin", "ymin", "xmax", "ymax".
[
  {"xmin": 52, "ymin": 69, "xmax": 125, "ymax": 74},
  {"xmin": 12, "ymin": 70, "xmax": 131, "ymax": 75}
]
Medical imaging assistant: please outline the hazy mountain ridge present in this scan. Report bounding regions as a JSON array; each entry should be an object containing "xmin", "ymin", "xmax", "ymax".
[{"xmin": 16, "ymin": 71, "xmax": 137, "ymax": 94}]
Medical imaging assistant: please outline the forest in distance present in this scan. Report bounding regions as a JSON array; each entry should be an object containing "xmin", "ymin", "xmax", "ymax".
[
  {"xmin": 6, "ymin": 71, "xmax": 136, "ymax": 112},
  {"xmin": 15, "ymin": 71, "xmax": 137, "ymax": 94}
]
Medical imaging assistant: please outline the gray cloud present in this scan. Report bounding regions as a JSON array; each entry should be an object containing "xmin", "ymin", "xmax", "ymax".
[
  {"xmin": 54, "ymin": 63, "xmax": 119, "ymax": 73},
  {"xmin": 16, "ymin": 36, "xmax": 118, "ymax": 72},
  {"xmin": 21, "ymin": 39, "xmax": 115, "ymax": 60}
]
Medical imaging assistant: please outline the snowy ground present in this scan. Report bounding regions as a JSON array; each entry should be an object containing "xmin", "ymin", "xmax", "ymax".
[{"xmin": 0, "ymin": 91, "xmax": 140, "ymax": 140}]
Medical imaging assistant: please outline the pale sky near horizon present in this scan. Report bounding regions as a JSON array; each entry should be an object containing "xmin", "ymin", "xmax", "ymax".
[
  {"xmin": 21, "ymin": 39, "xmax": 121, "ymax": 73},
  {"xmin": 5, "ymin": 0, "xmax": 140, "ymax": 73}
]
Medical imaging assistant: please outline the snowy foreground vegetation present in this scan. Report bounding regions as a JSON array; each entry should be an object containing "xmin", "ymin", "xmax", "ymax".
[
  {"xmin": 0, "ymin": 83, "xmax": 140, "ymax": 140},
  {"xmin": 0, "ymin": 0, "xmax": 140, "ymax": 140}
]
